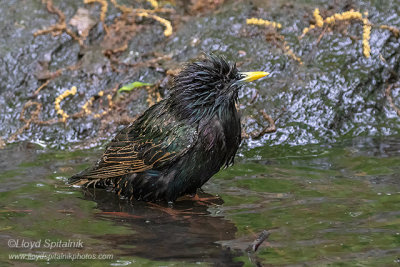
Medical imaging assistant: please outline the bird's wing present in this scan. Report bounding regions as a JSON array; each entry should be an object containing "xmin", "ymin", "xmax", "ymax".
[{"xmin": 70, "ymin": 104, "xmax": 198, "ymax": 185}]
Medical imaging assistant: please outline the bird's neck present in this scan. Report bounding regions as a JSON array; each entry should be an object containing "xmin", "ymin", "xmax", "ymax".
[{"xmin": 166, "ymin": 94, "xmax": 237, "ymax": 124}]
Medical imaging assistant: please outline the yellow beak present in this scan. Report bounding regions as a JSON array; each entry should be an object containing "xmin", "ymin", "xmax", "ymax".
[{"xmin": 239, "ymin": 71, "xmax": 269, "ymax": 82}]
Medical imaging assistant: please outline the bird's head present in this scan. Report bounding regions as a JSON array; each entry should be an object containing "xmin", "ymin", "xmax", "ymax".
[{"xmin": 167, "ymin": 55, "xmax": 269, "ymax": 121}]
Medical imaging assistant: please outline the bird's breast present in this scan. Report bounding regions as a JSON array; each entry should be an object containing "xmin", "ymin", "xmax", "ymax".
[{"xmin": 198, "ymin": 105, "xmax": 241, "ymax": 166}]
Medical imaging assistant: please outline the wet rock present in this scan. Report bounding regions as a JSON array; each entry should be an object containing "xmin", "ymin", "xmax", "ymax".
[{"xmin": 0, "ymin": 0, "xmax": 399, "ymax": 149}]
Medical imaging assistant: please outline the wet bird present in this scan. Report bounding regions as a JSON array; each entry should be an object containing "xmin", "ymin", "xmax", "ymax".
[{"xmin": 69, "ymin": 55, "xmax": 268, "ymax": 202}]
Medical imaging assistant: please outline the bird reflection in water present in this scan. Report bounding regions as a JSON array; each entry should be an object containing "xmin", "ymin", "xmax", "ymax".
[{"xmin": 83, "ymin": 188, "xmax": 244, "ymax": 265}]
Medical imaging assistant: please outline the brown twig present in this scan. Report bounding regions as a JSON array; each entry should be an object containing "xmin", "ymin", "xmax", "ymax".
[
  {"xmin": 32, "ymin": 80, "xmax": 50, "ymax": 97},
  {"xmin": 379, "ymin": 24, "xmax": 400, "ymax": 38},
  {"xmin": 242, "ymin": 110, "xmax": 277, "ymax": 139},
  {"xmin": 385, "ymin": 84, "xmax": 400, "ymax": 116},
  {"xmin": 7, "ymin": 101, "xmax": 42, "ymax": 143},
  {"xmin": 34, "ymin": 0, "xmax": 84, "ymax": 46},
  {"xmin": 84, "ymin": 0, "xmax": 109, "ymax": 34},
  {"xmin": 249, "ymin": 90, "xmax": 259, "ymax": 104},
  {"xmin": 315, "ymin": 25, "xmax": 328, "ymax": 46},
  {"xmin": 258, "ymin": 110, "xmax": 277, "ymax": 136},
  {"xmin": 246, "ymin": 230, "xmax": 270, "ymax": 252}
]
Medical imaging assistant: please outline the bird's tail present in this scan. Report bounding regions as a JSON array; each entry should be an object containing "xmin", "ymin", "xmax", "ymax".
[
  {"xmin": 68, "ymin": 169, "xmax": 90, "ymax": 186},
  {"xmin": 68, "ymin": 167, "xmax": 103, "ymax": 187},
  {"xmin": 69, "ymin": 166, "xmax": 124, "ymax": 189}
]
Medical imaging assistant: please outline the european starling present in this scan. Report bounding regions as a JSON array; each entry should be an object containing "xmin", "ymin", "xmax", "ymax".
[{"xmin": 69, "ymin": 55, "xmax": 268, "ymax": 202}]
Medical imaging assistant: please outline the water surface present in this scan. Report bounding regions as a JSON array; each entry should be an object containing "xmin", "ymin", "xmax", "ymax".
[{"xmin": 1, "ymin": 136, "xmax": 399, "ymax": 266}]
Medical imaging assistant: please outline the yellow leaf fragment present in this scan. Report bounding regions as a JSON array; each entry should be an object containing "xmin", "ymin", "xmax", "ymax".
[
  {"xmin": 301, "ymin": 8, "xmax": 372, "ymax": 58},
  {"xmin": 313, "ymin": 8, "xmax": 324, "ymax": 27},
  {"xmin": 147, "ymin": 0, "xmax": 158, "ymax": 9},
  {"xmin": 362, "ymin": 18, "xmax": 371, "ymax": 58},
  {"xmin": 138, "ymin": 11, "xmax": 173, "ymax": 37},
  {"xmin": 54, "ymin": 86, "xmax": 78, "ymax": 123},
  {"xmin": 246, "ymin": 18, "xmax": 282, "ymax": 29}
]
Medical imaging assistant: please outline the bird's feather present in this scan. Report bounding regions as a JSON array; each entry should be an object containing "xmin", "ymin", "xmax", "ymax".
[{"xmin": 69, "ymin": 102, "xmax": 198, "ymax": 185}]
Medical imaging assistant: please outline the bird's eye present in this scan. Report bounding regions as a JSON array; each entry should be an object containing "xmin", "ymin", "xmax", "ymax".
[{"xmin": 216, "ymin": 84, "xmax": 223, "ymax": 90}]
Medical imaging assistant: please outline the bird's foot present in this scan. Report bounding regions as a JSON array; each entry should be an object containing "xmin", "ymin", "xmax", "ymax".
[
  {"xmin": 187, "ymin": 193, "xmax": 221, "ymax": 206},
  {"xmin": 147, "ymin": 202, "xmax": 204, "ymax": 218}
]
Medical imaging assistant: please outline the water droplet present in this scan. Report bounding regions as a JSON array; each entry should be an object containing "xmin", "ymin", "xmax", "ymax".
[{"xmin": 348, "ymin": 211, "xmax": 362, "ymax": 217}]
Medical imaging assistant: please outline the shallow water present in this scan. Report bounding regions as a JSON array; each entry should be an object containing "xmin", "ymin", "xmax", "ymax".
[{"xmin": 1, "ymin": 136, "xmax": 399, "ymax": 266}]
